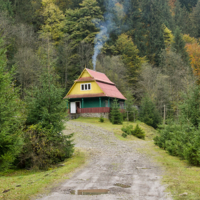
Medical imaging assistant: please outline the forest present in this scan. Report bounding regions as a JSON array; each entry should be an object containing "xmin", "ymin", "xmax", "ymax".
[{"xmin": 1, "ymin": 0, "xmax": 200, "ymax": 171}]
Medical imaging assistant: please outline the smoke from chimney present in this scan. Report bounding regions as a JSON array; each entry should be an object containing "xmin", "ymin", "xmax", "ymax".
[{"xmin": 92, "ymin": 0, "xmax": 127, "ymax": 71}]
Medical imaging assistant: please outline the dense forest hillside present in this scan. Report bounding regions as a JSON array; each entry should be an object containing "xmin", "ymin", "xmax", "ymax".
[
  {"xmin": 0, "ymin": 0, "xmax": 200, "ymax": 95},
  {"xmin": 1, "ymin": 0, "xmax": 200, "ymax": 170}
]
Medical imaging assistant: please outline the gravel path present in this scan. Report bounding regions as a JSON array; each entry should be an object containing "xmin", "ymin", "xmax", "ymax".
[{"xmin": 37, "ymin": 121, "xmax": 172, "ymax": 200}]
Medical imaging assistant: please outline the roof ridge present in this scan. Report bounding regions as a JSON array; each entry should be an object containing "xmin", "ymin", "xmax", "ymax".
[
  {"xmin": 95, "ymin": 79, "xmax": 115, "ymax": 85},
  {"xmin": 86, "ymin": 68, "xmax": 105, "ymax": 75}
]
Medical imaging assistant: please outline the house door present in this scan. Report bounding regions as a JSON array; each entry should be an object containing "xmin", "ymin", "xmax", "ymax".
[
  {"xmin": 70, "ymin": 102, "xmax": 76, "ymax": 114},
  {"xmin": 76, "ymin": 102, "xmax": 81, "ymax": 113}
]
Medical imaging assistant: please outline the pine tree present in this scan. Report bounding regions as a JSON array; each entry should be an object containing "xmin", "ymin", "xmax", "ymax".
[
  {"xmin": 110, "ymin": 99, "xmax": 123, "ymax": 124},
  {"xmin": 172, "ymin": 27, "xmax": 190, "ymax": 65},
  {"xmin": 0, "ymin": 38, "xmax": 25, "ymax": 171}
]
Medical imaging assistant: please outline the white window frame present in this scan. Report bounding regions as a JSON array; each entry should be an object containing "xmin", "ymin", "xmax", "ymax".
[{"xmin": 80, "ymin": 83, "xmax": 91, "ymax": 91}]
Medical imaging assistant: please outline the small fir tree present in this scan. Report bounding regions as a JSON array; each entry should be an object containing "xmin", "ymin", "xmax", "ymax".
[
  {"xmin": 110, "ymin": 99, "xmax": 123, "ymax": 124},
  {"xmin": 139, "ymin": 95, "xmax": 161, "ymax": 129},
  {"xmin": 132, "ymin": 124, "xmax": 145, "ymax": 139},
  {"xmin": 125, "ymin": 92, "xmax": 138, "ymax": 122},
  {"xmin": 0, "ymin": 38, "xmax": 25, "ymax": 171}
]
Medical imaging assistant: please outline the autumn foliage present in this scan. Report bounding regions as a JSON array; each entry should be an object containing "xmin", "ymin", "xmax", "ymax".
[{"xmin": 186, "ymin": 42, "xmax": 200, "ymax": 82}]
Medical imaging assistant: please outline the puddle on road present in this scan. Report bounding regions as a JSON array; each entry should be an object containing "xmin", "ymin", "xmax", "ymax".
[
  {"xmin": 70, "ymin": 189, "xmax": 110, "ymax": 195},
  {"xmin": 114, "ymin": 183, "xmax": 131, "ymax": 188}
]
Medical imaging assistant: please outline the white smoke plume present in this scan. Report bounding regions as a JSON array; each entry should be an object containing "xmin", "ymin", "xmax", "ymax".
[{"xmin": 92, "ymin": 0, "xmax": 127, "ymax": 70}]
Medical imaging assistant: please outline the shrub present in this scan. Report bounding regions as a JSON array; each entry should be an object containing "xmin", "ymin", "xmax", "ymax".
[
  {"xmin": 121, "ymin": 124, "xmax": 145, "ymax": 139},
  {"xmin": 16, "ymin": 124, "xmax": 74, "ymax": 169},
  {"xmin": 132, "ymin": 124, "xmax": 145, "ymax": 139},
  {"xmin": 122, "ymin": 132, "xmax": 128, "ymax": 138},
  {"xmin": 99, "ymin": 115, "xmax": 104, "ymax": 123},
  {"xmin": 121, "ymin": 125, "xmax": 134, "ymax": 135}
]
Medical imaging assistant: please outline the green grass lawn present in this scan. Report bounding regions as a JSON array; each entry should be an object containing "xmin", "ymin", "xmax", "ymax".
[
  {"xmin": 75, "ymin": 117, "xmax": 200, "ymax": 200},
  {"xmin": 0, "ymin": 151, "xmax": 86, "ymax": 200}
]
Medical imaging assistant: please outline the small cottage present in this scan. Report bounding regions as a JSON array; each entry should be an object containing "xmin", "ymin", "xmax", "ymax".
[{"xmin": 64, "ymin": 68, "xmax": 126, "ymax": 118}]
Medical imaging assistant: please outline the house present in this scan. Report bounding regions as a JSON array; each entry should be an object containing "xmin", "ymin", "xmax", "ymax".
[{"xmin": 64, "ymin": 68, "xmax": 126, "ymax": 118}]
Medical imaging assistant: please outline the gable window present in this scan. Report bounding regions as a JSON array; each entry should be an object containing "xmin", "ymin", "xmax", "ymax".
[{"xmin": 81, "ymin": 83, "xmax": 91, "ymax": 91}]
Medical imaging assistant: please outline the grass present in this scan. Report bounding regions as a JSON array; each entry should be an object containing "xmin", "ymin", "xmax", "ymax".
[
  {"xmin": 75, "ymin": 117, "xmax": 200, "ymax": 200},
  {"xmin": 0, "ymin": 150, "xmax": 86, "ymax": 200}
]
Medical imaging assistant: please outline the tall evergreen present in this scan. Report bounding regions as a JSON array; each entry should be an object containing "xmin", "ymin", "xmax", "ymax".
[
  {"xmin": 22, "ymin": 70, "xmax": 74, "ymax": 169},
  {"xmin": 126, "ymin": 0, "xmax": 147, "ymax": 57},
  {"xmin": 174, "ymin": 1, "xmax": 193, "ymax": 35},
  {"xmin": 172, "ymin": 27, "xmax": 190, "ymax": 65},
  {"xmin": 179, "ymin": 0, "xmax": 198, "ymax": 11},
  {"xmin": 191, "ymin": 0, "xmax": 200, "ymax": 38},
  {"xmin": 0, "ymin": 38, "xmax": 25, "ymax": 171},
  {"xmin": 141, "ymin": 0, "xmax": 165, "ymax": 66}
]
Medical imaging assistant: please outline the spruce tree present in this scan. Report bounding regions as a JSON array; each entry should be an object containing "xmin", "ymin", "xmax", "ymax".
[
  {"xmin": 0, "ymin": 38, "xmax": 25, "ymax": 171},
  {"xmin": 191, "ymin": 0, "xmax": 200, "ymax": 38},
  {"xmin": 141, "ymin": 0, "xmax": 165, "ymax": 66},
  {"xmin": 110, "ymin": 99, "xmax": 123, "ymax": 124},
  {"xmin": 172, "ymin": 27, "xmax": 190, "ymax": 65},
  {"xmin": 126, "ymin": 0, "xmax": 147, "ymax": 57},
  {"xmin": 21, "ymin": 70, "xmax": 74, "ymax": 169}
]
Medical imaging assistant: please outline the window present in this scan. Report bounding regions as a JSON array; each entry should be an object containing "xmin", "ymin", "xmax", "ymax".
[{"xmin": 81, "ymin": 83, "xmax": 91, "ymax": 91}]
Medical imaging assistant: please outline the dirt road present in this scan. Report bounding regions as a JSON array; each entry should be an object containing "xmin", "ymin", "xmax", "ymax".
[{"xmin": 37, "ymin": 121, "xmax": 172, "ymax": 200}]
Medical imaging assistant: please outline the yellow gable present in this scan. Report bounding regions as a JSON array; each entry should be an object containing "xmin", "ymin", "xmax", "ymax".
[
  {"xmin": 66, "ymin": 69, "xmax": 104, "ymax": 97},
  {"xmin": 68, "ymin": 81, "xmax": 103, "ymax": 96},
  {"xmin": 81, "ymin": 70, "xmax": 91, "ymax": 78}
]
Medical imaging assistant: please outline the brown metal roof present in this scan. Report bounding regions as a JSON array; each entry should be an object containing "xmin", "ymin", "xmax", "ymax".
[
  {"xmin": 96, "ymin": 81, "xmax": 126, "ymax": 100},
  {"xmin": 86, "ymin": 68, "xmax": 114, "ymax": 84},
  {"xmin": 65, "ymin": 93, "xmax": 106, "ymax": 99}
]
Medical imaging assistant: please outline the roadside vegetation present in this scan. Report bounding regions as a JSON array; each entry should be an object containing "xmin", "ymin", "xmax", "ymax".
[
  {"xmin": 0, "ymin": 151, "xmax": 85, "ymax": 200},
  {"xmin": 75, "ymin": 117, "xmax": 200, "ymax": 200}
]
